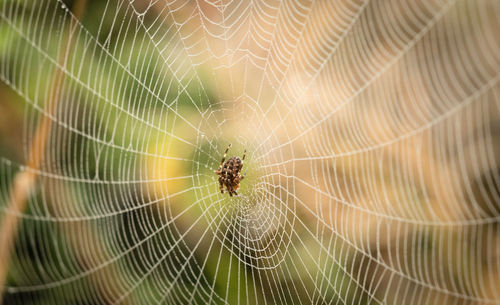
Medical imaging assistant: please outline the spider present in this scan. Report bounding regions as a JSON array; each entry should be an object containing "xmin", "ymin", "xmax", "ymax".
[{"xmin": 215, "ymin": 144, "xmax": 246, "ymax": 197}]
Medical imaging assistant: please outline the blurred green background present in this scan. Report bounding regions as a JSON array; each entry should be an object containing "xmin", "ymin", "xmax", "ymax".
[{"xmin": 1, "ymin": 0, "xmax": 500, "ymax": 305}]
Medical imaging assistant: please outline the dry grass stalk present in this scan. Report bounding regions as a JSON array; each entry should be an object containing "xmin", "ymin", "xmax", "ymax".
[{"xmin": 0, "ymin": 0, "xmax": 88, "ymax": 303}]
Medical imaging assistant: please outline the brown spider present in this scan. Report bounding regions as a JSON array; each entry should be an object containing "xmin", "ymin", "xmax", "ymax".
[{"xmin": 215, "ymin": 144, "xmax": 246, "ymax": 197}]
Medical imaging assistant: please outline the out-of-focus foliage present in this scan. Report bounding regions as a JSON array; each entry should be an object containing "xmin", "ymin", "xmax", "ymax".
[{"xmin": 0, "ymin": 0, "xmax": 500, "ymax": 305}]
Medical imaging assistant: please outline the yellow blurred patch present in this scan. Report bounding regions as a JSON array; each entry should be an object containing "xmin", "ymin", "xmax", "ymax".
[{"xmin": 144, "ymin": 111, "xmax": 201, "ymax": 203}]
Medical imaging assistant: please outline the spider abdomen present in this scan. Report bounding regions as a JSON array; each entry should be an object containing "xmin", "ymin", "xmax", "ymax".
[
  {"xmin": 222, "ymin": 157, "xmax": 242, "ymax": 175},
  {"xmin": 215, "ymin": 145, "xmax": 246, "ymax": 196}
]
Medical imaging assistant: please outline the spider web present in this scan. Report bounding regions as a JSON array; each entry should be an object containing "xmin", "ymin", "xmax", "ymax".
[{"xmin": 0, "ymin": 0, "xmax": 500, "ymax": 304}]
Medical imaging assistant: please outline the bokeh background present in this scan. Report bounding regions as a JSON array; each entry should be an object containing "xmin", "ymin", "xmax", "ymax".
[{"xmin": 0, "ymin": 0, "xmax": 500, "ymax": 304}]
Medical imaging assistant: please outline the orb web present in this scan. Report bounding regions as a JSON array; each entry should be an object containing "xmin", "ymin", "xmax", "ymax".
[{"xmin": 0, "ymin": 0, "xmax": 499, "ymax": 304}]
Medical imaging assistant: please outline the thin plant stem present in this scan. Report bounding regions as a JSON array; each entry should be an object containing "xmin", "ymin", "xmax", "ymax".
[{"xmin": 0, "ymin": 0, "xmax": 88, "ymax": 303}]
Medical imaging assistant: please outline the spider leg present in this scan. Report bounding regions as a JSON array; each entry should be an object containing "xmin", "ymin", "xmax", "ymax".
[
  {"xmin": 215, "ymin": 143, "xmax": 232, "ymax": 174},
  {"xmin": 239, "ymin": 149, "xmax": 247, "ymax": 173},
  {"xmin": 221, "ymin": 144, "xmax": 232, "ymax": 165},
  {"xmin": 240, "ymin": 170, "xmax": 247, "ymax": 181},
  {"xmin": 233, "ymin": 191, "xmax": 238, "ymax": 196}
]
